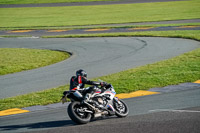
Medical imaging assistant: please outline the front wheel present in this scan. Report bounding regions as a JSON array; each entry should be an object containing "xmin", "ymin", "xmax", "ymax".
[
  {"xmin": 114, "ymin": 99, "xmax": 129, "ymax": 117},
  {"xmin": 68, "ymin": 101, "xmax": 92, "ymax": 124}
]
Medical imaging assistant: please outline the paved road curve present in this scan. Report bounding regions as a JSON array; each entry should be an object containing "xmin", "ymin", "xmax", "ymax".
[{"xmin": 0, "ymin": 37, "xmax": 199, "ymax": 98}]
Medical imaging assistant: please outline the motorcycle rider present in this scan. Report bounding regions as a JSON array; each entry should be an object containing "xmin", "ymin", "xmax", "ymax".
[
  {"xmin": 70, "ymin": 69, "xmax": 100, "ymax": 91},
  {"xmin": 62, "ymin": 69, "xmax": 105, "ymax": 103}
]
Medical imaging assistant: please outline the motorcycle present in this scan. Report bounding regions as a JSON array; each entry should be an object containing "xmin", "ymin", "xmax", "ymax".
[{"xmin": 62, "ymin": 81, "xmax": 129, "ymax": 124}]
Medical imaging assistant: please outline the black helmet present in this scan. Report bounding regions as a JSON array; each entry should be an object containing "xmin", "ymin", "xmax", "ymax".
[{"xmin": 76, "ymin": 69, "xmax": 87, "ymax": 78}]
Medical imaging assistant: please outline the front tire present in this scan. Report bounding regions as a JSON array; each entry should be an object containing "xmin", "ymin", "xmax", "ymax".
[
  {"xmin": 68, "ymin": 101, "xmax": 92, "ymax": 124},
  {"xmin": 114, "ymin": 99, "xmax": 129, "ymax": 117}
]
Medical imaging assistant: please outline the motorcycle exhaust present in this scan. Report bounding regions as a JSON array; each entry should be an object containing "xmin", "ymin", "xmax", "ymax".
[
  {"xmin": 83, "ymin": 101, "xmax": 109, "ymax": 118},
  {"xmin": 94, "ymin": 113, "xmax": 102, "ymax": 118},
  {"xmin": 94, "ymin": 111, "xmax": 108, "ymax": 118},
  {"xmin": 83, "ymin": 101, "xmax": 97, "ymax": 111}
]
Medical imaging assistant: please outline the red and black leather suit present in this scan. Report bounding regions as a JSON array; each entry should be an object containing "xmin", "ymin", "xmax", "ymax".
[{"xmin": 70, "ymin": 75, "xmax": 100, "ymax": 93}]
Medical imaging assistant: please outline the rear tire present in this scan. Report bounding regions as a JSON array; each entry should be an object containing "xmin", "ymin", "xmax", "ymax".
[
  {"xmin": 68, "ymin": 101, "xmax": 92, "ymax": 124},
  {"xmin": 114, "ymin": 99, "xmax": 129, "ymax": 117}
]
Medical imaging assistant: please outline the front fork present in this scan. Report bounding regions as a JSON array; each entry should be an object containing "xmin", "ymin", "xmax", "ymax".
[
  {"xmin": 106, "ymin": 97, "xmax": 120, "ymax": 112},
  {"xmin": 113, "ymin": 97, "xmax": 121, "ymax": 104},
  {"xmin": 112, "ymin": 97, "xmax": 123, "ymax": 110}
]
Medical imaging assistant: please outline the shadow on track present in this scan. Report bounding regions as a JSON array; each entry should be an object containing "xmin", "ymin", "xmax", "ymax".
[{"xmin": 0, "ymin": 120, "xmax": 75, "ymax": 131}]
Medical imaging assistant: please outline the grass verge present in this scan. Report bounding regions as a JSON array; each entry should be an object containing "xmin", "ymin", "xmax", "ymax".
[
  {"xmin": 0, "ymin": 0, "xmax": 200, "ymax": 28},
  {"xmin": 0, "ymin": 31, "xmax": 199, "ymax": 111},
  {"xmin": 43, "ymin": 30, "xmax": 200, "ymax": 41},
  {"xmin": 0, "ymin": 48, "xmax": 70, "ymax": 75}
]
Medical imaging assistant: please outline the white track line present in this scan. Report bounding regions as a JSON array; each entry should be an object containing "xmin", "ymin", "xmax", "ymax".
[{"xmin": 149, "ymin": 109, "xmax": 200, "ymax": 113}]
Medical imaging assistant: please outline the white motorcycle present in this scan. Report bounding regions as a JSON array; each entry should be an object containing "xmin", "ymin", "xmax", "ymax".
[{"xmin": 62, "ymin": 81, "xmax": 129, "ymax": 124}]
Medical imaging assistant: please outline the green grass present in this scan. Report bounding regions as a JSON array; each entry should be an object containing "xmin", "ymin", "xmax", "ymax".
[
  {"xmin": 0, "ymin": 0, "xmax": 117, "ymax": 5},
  {"xmin": 43, "ymin": 30, "xmax": 200, "ymax": 41},
  {"xmin": 0, "ymin": 31, "xmax": 200, "ymax": 111},
  {"xmin": 0, "ymin": 0, "xmax": 200, "ymax": 28},
  {"xmin": 0, "ymin": 48, "xmax": 70, "ymax": 75}
]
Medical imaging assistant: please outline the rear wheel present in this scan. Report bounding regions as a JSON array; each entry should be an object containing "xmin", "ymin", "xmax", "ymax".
[
  {"xmin": 114, "ymin": 99, "xmax": 129, "ymax": 117},
  {"xmin": 68, "ymin": 101, "xmax": 92, "ymax": 124}
]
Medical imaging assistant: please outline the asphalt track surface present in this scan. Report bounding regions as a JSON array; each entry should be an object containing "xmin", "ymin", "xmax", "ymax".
[
  {"xmin": 0, "ymin": 37, "xmax": 200, "ymax": 99},
  {"xmin": 0, "ymin": 86, "xmax": 200, "ymax": 133},
  {"xmin": 0, "ymin": 0, "xmax": 183, "ymax": 8}
]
